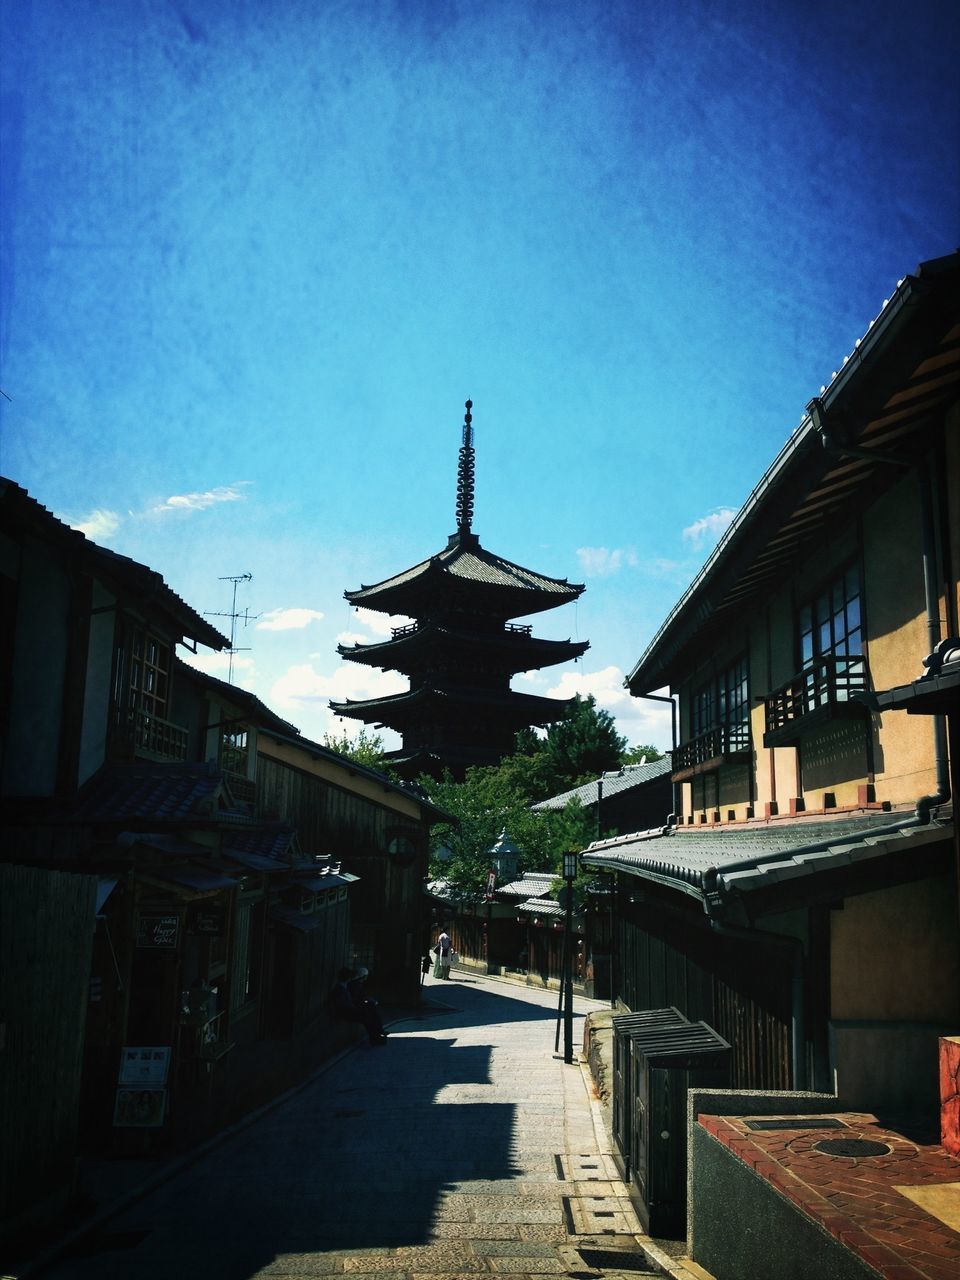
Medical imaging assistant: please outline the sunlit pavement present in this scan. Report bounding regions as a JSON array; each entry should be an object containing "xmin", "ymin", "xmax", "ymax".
[{"xmin": 16, "ymin": 969, "xmax": 700, "ymax": 1280}]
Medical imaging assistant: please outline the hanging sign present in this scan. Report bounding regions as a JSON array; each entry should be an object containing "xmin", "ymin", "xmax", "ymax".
[{"xmin": 484, "ymin": 867, "xmax": 497, "ymax": 901}]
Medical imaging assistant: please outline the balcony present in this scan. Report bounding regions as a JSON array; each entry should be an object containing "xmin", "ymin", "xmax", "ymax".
[
  {"xmin": 112, "ymin": 706, "xmax": 189, "ymax": 762},
  {"xmin": 763, "ymin": 655, "xmax": 868, "ymax": 748},
  {"xmin": 672, "ymin": 723, "xmax": 751, "ymax": 781}
]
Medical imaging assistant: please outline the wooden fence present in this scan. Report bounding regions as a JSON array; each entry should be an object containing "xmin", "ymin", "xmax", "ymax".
[{"xmin": 0, "ymin": 863, "xmax": 96, "ymax": 1239}]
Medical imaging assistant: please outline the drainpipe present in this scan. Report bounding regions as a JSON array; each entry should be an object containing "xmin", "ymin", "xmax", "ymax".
[{"xmin": 632, "ymin": 691, "xmax": 678, "ymax": 823}]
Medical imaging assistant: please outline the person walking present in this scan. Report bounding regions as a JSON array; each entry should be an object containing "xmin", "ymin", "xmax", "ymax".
[{"xmin": 436, "ymin": 929, "xmax": 453, "ymax": 979}]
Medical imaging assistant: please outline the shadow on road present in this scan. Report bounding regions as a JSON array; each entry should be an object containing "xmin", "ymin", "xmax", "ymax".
[{"xmin": 40, "ymin": 979, "xmax": 586, "ymax": 1279}]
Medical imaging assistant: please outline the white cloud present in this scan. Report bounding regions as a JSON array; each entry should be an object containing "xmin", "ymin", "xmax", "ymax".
[
  {"xmin": 682, "ymin": 507, "xmax": 736, "ymax": 549},
  {"xmin": 336, "ymin": 631, "xmax": 372, "ymax": 646},
  {"xmin": 271, "ymin": 661, "xmax": 406, "ymax": 710},
  {"xmin": 71, "ymin": 508, "xmax": 121, "ymax": 540},
  {"xmin": 576, "ymin": 546, "xmax": 638, "ymax": 578},
  {"xmin": 150, "ymin": 483, "xmax": 250, "ymax": 515},
  {"xmin": 351, "ymin": 607, "xmax": 410, "ymax": 638},
  {"xmin": 257, "ymin": 607, "xmax": 325, "ymax": 632},
  {"xmin": 178, "ymin": 650, "xmax": 255, "ymax": 676},
  {"xmin": 545, "ymin": 665, "xmax": 674, "ymax": 753}
]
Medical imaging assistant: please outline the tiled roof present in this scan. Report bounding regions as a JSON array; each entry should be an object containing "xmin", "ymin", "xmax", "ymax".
[
  {"xmin": 74, "ymin": 761, "xmax": 228, "ymax": 824},
  {"xmin": 222, "ymin": 823, "xmax": 298, "ymax": 862},
  {"xmin": 581, "ymin": 811, "xmax": 953, "ymax": 908},
  {"xmin": 531, "ymin": 756, "xmax": 672, "ymax": 811},
  {"xmin": 516, "ymin": 897, "xmax": 563, "ymax": 917},
  {"xmin": 1, "ymin": 478, "xmax": 229, "ymax": 652},
  {"xmin": 348, "ymin": 536, "xmax": 583, "ymax": 603},
  {"xmin": 498, "ymin": 872, "xmax": 557, "ymax": 898}
]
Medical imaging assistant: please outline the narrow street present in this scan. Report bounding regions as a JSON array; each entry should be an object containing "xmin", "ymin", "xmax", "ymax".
[{"xmin": 27, "ymin": 972, "xmax": 686, "ymax": 1280}]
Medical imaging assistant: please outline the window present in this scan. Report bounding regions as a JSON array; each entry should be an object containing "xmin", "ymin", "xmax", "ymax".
[
  {"xmin": 692, "ymin": 655, "xmax": 749, "ymax": 750},
  {"xmin": 799, "ymin": 564, "xmax": 862, "ymax": 666},
  {"xmin": 128, "ymin": 628, "xmax": 170, "ymax": 718},
  {"xmin": 220, "ymin": 726, "xmax": 248, "ymax": 776}
]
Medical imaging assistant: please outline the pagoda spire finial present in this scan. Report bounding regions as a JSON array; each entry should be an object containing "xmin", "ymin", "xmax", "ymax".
[{"xmin": 455, "ymin": 398, "xmax": 475, "ymax": 534}]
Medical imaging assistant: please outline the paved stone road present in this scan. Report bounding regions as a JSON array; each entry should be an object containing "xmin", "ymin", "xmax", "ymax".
[{"xmin": 34, "ymin": 972, "xmax": 679, "ymax": 1279}]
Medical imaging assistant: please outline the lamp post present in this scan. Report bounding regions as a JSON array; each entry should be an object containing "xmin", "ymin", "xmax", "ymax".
[{"xmin": 562, "ymin": 849, "xmax": 578, "ymax": 1065}]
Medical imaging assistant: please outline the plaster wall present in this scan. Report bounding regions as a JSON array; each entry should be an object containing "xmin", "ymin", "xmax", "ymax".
[
  {"xmin": 78, "ymin": 581, "xmax": 116, "ymax": 786},
  {"xmin": 863, "ymin": 475, "xmax": 938, "ymax": 805},
  {"xmin": 2, "ymin": 537, "xmax": 69, "ymax": 796},
  {"xmin": 830, "ymin": 873, "xmax": 958, "ymax": 1022}
]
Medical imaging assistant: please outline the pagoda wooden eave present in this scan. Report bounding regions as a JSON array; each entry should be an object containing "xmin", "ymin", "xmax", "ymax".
[
  {"xmin": 330, "ymin": 684, "xmax": 574, "ymax": 731},
  {"xmin": 338, "ymin": 623, "xmax": 589, "ymax": 674}
]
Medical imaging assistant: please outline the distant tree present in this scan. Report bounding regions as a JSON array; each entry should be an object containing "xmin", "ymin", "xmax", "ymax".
[
  {"xmin": 544, "ymin": 694, "xmax": 627, "ymax": 787},
  {"xmin": 622, "ymin": 743, "xmax": 664, "ymax": 764},
  {"xmin": 322, "ymin": 727, "xmax": 391, "ymax": 771}
]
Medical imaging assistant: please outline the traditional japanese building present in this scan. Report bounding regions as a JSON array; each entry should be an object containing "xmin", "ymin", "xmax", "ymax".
[{"xmin": 332, "ymin": 401, "xmax": 589, "ymax": 778}]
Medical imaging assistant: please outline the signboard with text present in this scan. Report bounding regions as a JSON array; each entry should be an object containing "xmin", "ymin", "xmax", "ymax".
[{"xmin": 136, "ymin": 914, "xmax": 179, "ymax": 949}]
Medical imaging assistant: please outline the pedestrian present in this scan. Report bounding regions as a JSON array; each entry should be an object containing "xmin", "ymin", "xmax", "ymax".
[
  {"xmin": 436, "ymin": 929, "xmax": 453, "ymax": 979},
  {"xmin": 329, "ymin": 967, "xmax": 387, "ymax": 1046}
]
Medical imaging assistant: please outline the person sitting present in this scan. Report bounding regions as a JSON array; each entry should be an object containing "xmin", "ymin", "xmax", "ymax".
[{"xmin": 330, "ymin": 967, "xmax": 387, "ymax": 1046}]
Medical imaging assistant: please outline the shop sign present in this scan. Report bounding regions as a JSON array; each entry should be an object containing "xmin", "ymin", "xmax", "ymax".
[
  {"xmin": 136, "ymin": 914, "xmax": 179, "ymax": 949},
  {"xmin": 113, "ymin": 1087, "xmax": 167, "ymax": 1128},
  {"xmin": 119, "ymin": 1045, "xmax": 171, "ymax": 1085}
]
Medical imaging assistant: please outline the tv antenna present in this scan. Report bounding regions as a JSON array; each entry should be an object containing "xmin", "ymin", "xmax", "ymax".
[{"xmin": 205, "ymin": 573, "xmax": 260, "ymax": 684}]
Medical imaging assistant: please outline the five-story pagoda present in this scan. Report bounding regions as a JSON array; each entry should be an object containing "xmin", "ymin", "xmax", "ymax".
[{"xmin": 332, "ymin": 401, "xmax": 589, "ymax": 779}]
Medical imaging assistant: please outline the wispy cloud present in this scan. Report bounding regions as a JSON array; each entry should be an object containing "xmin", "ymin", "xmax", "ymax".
[
  {"xmin": 682, "ymin": 507, "xmax": 736, "ymax": 549},
  {"xmin": 257, "ymin": 608, "xmax": 324, "ymax": 632},
  {"xmin": 576, "ymin": 546, "xmax": 638, "ymax": 578},
  {"xmin": 178, "ymin": 651, "xmax": 255, "ymax": 676},
  {"xmin": 70, "ymin": 508, "xmax": 122, "ymax": 540},
  {"xmin": 150, "ymin": 483, "xmax": 250, "ymax": 515},
  {"xmin": 271, "ymin": 662, "xmax": 405, "ymax": 710}
]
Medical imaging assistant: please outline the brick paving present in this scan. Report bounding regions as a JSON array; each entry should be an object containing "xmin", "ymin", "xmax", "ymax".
[
  {"xmin": 699, "ymin": 1112, "xmax": 960, "ymax": 1279},
  {"xmin": 16, "ymin": 972, "xmax": 686, "ymax": 1280}
]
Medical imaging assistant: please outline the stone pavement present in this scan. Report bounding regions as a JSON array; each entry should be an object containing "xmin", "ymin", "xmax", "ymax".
[{"xmin": 12, "ymin": 970, "xmax": 704, "ymax": 1280}]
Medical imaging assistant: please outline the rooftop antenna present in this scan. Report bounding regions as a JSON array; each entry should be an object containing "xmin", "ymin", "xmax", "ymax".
[
  {"xmin": 455, "ymin": 398, "xmax": 475, "ymax": 535},
  {"xmin": 205, "ymin": 573, "xmax": 259, "ymax": 684}
]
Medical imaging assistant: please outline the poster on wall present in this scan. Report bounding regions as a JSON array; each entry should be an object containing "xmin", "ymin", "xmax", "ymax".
[
  {"xmin": 113, "ymin": 1087, "xmax": 167, "ymax": 1128},
  {"xmin": 118, "ymin": 1046, "xmax": 171, "ymax": 1085}
]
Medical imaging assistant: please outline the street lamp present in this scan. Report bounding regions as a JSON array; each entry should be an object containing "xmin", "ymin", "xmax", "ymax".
[{"xmin": 562, "ymin": 850, "xmax": 578, "ymax": 1064}]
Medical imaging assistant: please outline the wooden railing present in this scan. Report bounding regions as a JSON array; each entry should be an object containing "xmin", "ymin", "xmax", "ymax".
[
  {"xmin": 764, "ymin": 654, "xmax": 867, "ymax": 742},
  {"xmin": 674, "ymin": 722, "xmax": 750, "ymax": 773},
  {"xmin": 113, "ymin": 707, "xmax": 189, "ymax": 761}
]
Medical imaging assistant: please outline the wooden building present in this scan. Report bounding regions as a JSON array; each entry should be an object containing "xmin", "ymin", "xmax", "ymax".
[
  {"xmin": 333, "ymin": 401, "xmax": 589, "ymax": 778},
  {"xmin": 583, "ymin": 251, "xmax": 959, "ymax": 1116}
]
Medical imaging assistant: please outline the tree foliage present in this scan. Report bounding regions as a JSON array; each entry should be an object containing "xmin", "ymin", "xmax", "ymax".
[
  {"xmin": 419, "ymin": 695, "xmax": 635, "ymax": 897},
  {"xmin": 322, "ymin": 727, "xmax": 392, "ymax": 772},
  {"xmin": 622, "ymin": 743, "xmax": 664, "ymax": 764}
]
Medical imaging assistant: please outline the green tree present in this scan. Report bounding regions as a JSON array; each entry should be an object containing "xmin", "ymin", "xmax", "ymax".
[
  {"xmin": 322, "ymin": 727, "xmax": 392, "ymax": 772},
  {"xmin": 622, "ymin": 743, "xmax": 664, "ymax": 764},
  {"xmin": 544, "ymin": 694, "xmax": 627, "ymax": 787}
]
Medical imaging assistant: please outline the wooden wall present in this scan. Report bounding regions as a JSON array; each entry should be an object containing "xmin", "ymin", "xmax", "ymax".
[
  {"xmin": 617, "ymin": 898, "xmax": 793, "ymax": 1091},
  {"xmin": 0, "ymin": 863, "xmax": 96, "ymax": 1238}
]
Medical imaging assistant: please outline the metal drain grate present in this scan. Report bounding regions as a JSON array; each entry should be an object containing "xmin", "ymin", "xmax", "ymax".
[
  {"xmin": 813, "ymin": 1138, "xmax": 891, "ymax": 1158},
  {"xmin": 577, "ymin": 1247, "xmax": 658, "ymax": 1272}
]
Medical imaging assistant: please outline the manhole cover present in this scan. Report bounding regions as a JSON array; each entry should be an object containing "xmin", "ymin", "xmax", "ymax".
[
  {"xmin": 577, "ymin": 1248, "xmax": 657, "ymax": 1272},
  {"xmin": 813, "ymin": 1138, "xmax": 891, "ymax": 1158}
]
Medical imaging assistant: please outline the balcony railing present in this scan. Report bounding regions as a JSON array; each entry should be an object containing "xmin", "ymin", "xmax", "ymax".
[
  {"xmin": 764, "ymin": 654, "xmax": 868, "ymax": 747},
  {"xmin": 111, "ymin": 706, "xmax": 189, "ymax": 761},
  {"xmin": 392, "ymin": 622, "xmax": 419, "ymax": 639},
  {"xmin": 673, "ymin": 722, "xmax": 751, "ymax": 777},
  {"xmin": 504, "ymin": 623, "xmax": 533, "ymax": 636}
]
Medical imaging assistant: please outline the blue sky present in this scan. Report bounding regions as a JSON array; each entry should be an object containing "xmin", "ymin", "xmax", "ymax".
[{"xmin": 2, "ymin": 0, "xmax": 958, "ymax": 754}]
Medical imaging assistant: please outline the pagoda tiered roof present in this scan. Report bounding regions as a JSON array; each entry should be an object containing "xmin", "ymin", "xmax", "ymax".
[
  {"xmin": 345, "ymin": 529, "xmax": 584, "ymax": 619},
  {"xmin": 338, "ymin": 619, "xmax": 588, "ymax": 676}
]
